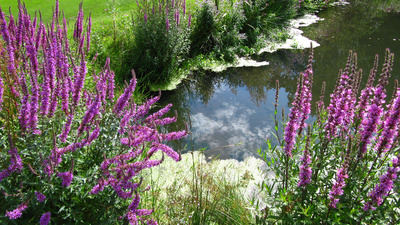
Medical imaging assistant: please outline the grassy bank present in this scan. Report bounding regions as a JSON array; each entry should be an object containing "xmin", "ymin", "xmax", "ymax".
[{"xmin": 3, "ymin": 0, "xmax": 136, "ymax": 23}]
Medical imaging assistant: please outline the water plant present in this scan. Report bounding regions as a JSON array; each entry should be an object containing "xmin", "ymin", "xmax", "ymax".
[
  {"xmin": 256, "ymin": 47, "xmax": 400, "ymax": 223},
  {"xmin": 0, "ymin": 1, "xmax": 186, "ymax": 224}
]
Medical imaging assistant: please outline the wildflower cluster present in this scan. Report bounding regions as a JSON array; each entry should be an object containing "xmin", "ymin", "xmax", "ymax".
[
  {"xmin": 259, "ymin": 48, "xmax": 400, "ymax": 224},
  {"xmin": 0, "ymin": 1, "xmax": 186, "ymax": 224}
]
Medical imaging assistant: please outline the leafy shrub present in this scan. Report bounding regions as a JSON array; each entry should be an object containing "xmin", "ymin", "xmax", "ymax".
[
  {"xmin": 190, "ymin": 0, "xmax": 246, "ymax": 62},
  {"xmin": 241, "ymin": 0, "xmax": 298, "ymax": 47},
  {"xmin": 120, "ymin": 0, "xmax": 191, "ymax": 90},
  {"xmin": 256, "ymin": 48, "xmax": 400, "ymax": 223},
  {"xmin": 189, "ymin": 0, "xmax": 219, "ymax": 57},
  {"xmin": 0, "ymin": 1, "xmax": 186, "ymax": 224}
]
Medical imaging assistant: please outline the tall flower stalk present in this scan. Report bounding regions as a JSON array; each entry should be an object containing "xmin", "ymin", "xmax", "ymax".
[
  {"xmin": 0, "ymin": 1, "xmax": 187, "ymax": 224},
  {"xmin": 262, "ymin": 48, "xmax": 400, "ymax": 224}
]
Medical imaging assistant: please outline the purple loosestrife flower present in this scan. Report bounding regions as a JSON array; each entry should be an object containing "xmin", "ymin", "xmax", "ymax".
[
  {"xmin": 144, "ymin": 13, "xmax": 148, "ymax": 22},
  {"xmin": 114, "ymin": 71, "xmax": 137, "ymax": 115},
  {"xmin": 47, "ymin": 75, "xmax": 61, "ymax": 118},
  {"xmin": 356, "ymin": 55, "xmax": 379, "ymax": 116},
  {"xmin": 35, "ymin": 191, "xmax": 46, "ymax": 202},
  {"xmin": 56, "ymin": 140, "xmax": 86, "ymax": 156},
  {"xmin": 175, "ymin": 9, "xmax": 180, "ymax": 26},
  {"xmin": 58, "ymin": 171, "xmax": 73, "ymax": 187},
  {"xmin": 298, "ymin": 128, "xmax": 312, "ymax": 187},
  {"xmin": 329, "ymin": 167, "xmax": 348, "ymax": 208},
  {"xmin": 364, "ymin": 157, "xmax": 400, "ymax": 211},
  {"xmin": 374, "ymin": 88, "xmax": 400, "ymax": 155},
  {"xmin": 74, "ymin": 4, "xmax": 83, "ymax": 40},
  {"xmin": 18, "ymin": 81, "xmax": 30, "ymax": 131},
  {"xmin": 5, "ymin": 202, "xmax": 28, "ymax": 219},
  {"xmin": 188, "ymin": 14, "xmax": 192, "ymax": 26},
  {"xmin": 72, "ymin": 57, "xmax": 86, "ymax": 106},
  {"xmin": 297, "ymin": 69, "xmax": 313, "ymax": 135},
  {"xmin": 152, "ymin": 142, "xmax": 180, "ymax": 162},
  {"xmin": 28, "ymin": 72, "xmax": 40, "ymax": 134},
  {"xmin": 77, "ymin": 97, "xmax": 101, "ymax": 136},
  {"xmin": 0, "ymin": 7, "xmax": 17, "ymax": 76},
  {"xmin": 166, "ymin": 18, "xmax": 170, "ymax": 30},
  {"xmin": 40, "ymin": 212, "xmax": 51, "ymax": 225},
  {"xmin": 284, "ymin": 75, "xmax": 303, "ymax": 158},
  {"xmin": 90, "ymin": 178, "xmax": 108, "ymax": 195},
  {"xmin": 86, "ymin": 16, "xmax": 91, "ymax": 52},
  {"xmin": 183, "ymin": 0, "xmax": 186, "ymax": 14},
  {"xmin": 0, "ymin": 73, "xmax": 3, "ymax": 112},
  {"xmin": 144, "ymin": 103, "xmax": 173, "ymax": 123},
  {"xmin": 161, "ymin": 130, "xmax": 187, "ymax": 141},
  {"xmin": 59, "ymin": 114, "xmax": 74, "ymax": 142},
  {"xmin": 9, "ymin": 147, "xmax": 23, "ymax": 172},
  {"xmin": 325, "ymin": 72, "xmax": 354, "ymax": 138},
  {"xmin": 87, "ymin": 125, "xmax": 100, "ymax": 145},
  {"xmin": 128, "ymin": 191, "xmax": 140, "ymax": 211},
  {"xmin": 0, "ymin": 169, "xmax": 11, "ymax": 182},
  {"xmin": 358, "ymin": 103, "xmax": 382, "ymax": 156},
  {"xmin": 283, "ymin": 111, "xmax": 299, "ymax": 158},
  {"xmin": 61, "ymin": 75, "xmax": 70, "ymax": 114},
  {"xmin": 78, "ymin": 34, "xmax": 85, "ymax": 55}
]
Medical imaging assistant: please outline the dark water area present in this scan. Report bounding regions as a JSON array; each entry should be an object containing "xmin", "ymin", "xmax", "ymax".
[{"xmin": 156, "ymin": 0, "xmax": 400, "ymax": 161}]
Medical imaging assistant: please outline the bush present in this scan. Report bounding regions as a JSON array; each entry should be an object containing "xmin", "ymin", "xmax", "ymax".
[
  {"xmin": 255, "ymin": 48, "xmax": 400, "ymax": 223},
  {"xmin": 121, "ymin": 0, "xmax": 191, "ymax": 90},
  {"xmin": 241, "ymin": 0, "xmax": 298, "ymax": 47},
  {"xmin": 189, "ymin": 0, "xmax": 219, "ymax": 56},
  {"xmin": 0, "ymin": 1, "xmax": 186, "ymax": 224}
]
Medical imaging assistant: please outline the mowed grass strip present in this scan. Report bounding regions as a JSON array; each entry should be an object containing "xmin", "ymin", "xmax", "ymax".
[
  {"xmin": 2, "ymin": 0, "xmax": 197, "ymax": 24},
  {"xmin": 1, "ymin": 0, "xmax": 137, "ymax": 23}
]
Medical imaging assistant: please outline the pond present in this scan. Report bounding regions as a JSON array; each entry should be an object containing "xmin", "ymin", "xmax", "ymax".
[{"xmin": 156, "ymin": 0, "xmax": 400, "ymax": 161}]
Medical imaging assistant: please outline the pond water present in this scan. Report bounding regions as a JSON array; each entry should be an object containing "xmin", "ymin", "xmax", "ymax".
[{"xmin": 156, "ymin": 0, "xmax": 400, "ymax": 161}]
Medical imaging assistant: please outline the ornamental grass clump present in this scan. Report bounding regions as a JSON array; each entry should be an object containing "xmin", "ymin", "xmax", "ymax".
[
  {"xmin": 257, "ymin": 47, "xmax": 400, "ymax": 224},
  {"xmin": 0, "ymin": 1, "xmax": 186, "ymax": 224}
]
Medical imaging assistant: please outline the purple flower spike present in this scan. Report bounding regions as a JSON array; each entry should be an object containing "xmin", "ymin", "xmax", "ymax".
[
  {"xmin": 57, "ymin": 171, "xmax": 73, "ymax": 187},
  {"xmin": 35, "ymin": 191, "xmax": 46, "ymax": 202},
  {"xmin": 72, "ymin": 57, "xmax": 87, "ymax": 106},
  {"xmin": 5, "ymin": 202, "xmax": 28, "ymax": 219},
  {"xmin": 298, "ymin": 150, "xmax": 312, "ymax": 187},
  {"xmin": 0, "ymin": 74, "xmax": 3, "ymax": 112},
  {"xmin": 364, "ymin": 157, "xmax": 400, "ymax": 211},
  {"xmin": 77, "ymin": 97, "xmax": 101, "ymax": 136},
  {"xmin": 59, "ymin": 114, "xmax": 74, "ymax": 142},
  {"xmin": 114, "ymin": 70, "xmax": 137, "ymax": 115},
  {"xmin": 40, "ymin": 212, "xmax": 51, "ymax": 225},
  {"xmin": 329, "ymin": 167, "xmax": 348, "ymax": 208},
  {"xmin": 166, "ymin": 18, "xmax": 170, "ymax": 30},
  {"xmin": 375, "ymin": 88, "xmax": 400, "ymax": 154}
]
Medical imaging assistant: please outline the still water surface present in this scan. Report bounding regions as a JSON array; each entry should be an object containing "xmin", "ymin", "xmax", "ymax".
[{"xmin": 157, "ymin": 0, "xmax": 400, "ymax": 161}]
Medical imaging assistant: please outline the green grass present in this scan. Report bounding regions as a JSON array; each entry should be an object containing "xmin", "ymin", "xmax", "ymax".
[
  {"xmin": 2, "ymin": 0, "xmax": 197, "ymax": 24},
  {"xmin": 1, "ymin": 0, "xmax": 137, "ymax": 23}
]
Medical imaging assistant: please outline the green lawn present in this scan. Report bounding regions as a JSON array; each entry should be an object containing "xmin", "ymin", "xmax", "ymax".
[
  {"xmin": 1, "ymin": 0, "xmax": 197, "ymax": 24},
  {"xmin": 1, "ymin": 0, "xmax": 137, "ymax": 23}
]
